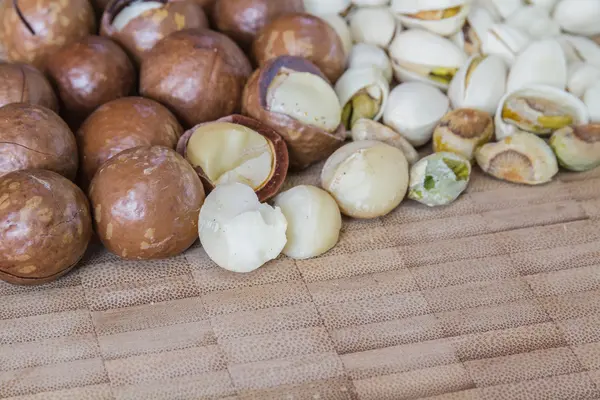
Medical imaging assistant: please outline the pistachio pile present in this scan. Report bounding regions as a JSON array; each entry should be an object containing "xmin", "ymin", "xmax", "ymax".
[{"xmin": 2, "ymin": 0, "xmax": 600, "ymax": 281}]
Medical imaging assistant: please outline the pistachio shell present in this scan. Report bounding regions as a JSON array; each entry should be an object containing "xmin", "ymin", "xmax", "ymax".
[
  {"xmin": 506, "ymin": 39, "xmax": 567, "ymax": 92},
  {"xmin": 388, "ymin": 29, "xmax": 466, "ymax": 90},
  {"xmin": 303, "ymin": 0, "xmax": 352, "ymax": 16},
  {"xmin": 335, "ymin": 67, "xmax": 390, "ymax": 129},
  {"xmin": 584, "ymin": 82, "xmax": 600, "ymax": 123},
  {"xmin": 495, "ymin": 84, "xmax": 590, "ymax": 140},
  {"xmin": 476, "ymin": 0, "xmax": 523, "ymax": 20},
  {"xmin": 348, "ymin": 43, "xmax": 393, "ymax": 83},
  {"xmin": 527, "ymin": 0, "xmax": 558, "ymax": 11},
  {"xmin": 481, "ymin": 23, "xmax": 531, "ymax": 67},
  {"xmin": 383, "ymin": 82, "xmax": 450, "ymax": 146},
  {"xmin": 351, "ymin": 119, "xmax": 419, "ymax": 164},
  {"xmin": 432, "ymin": 108, "xmax": 494, "ymax": 161},
  {"xmin": 450, "ymin": 6, "xmax": 495, "ymax": 55},
  {"xmin": 353, "ymin": 0, "xmax": 389, "ymax": 5},
  {"xmin": 506, "ymin": 6, "xmax": 560, "ymax": 39},
  {"xmin": 476, "ymin": 132, "xmax": 558, "ymax": 185},
  {"xmin": 391, "ymin": 0, "xmax": 470, "ymax": 36},
  {"xmin": 550, "ymin": 124, "xmax": 600, "ymax": 171},
  {"xmin": 349, "ymin": 7, "xmax": 397, "ymax": 48},
  {"xmin": 558, "ymin": 35, "xmax": 600, "ymax": 69},
  {"xmin": 567, "ymin": 62, "xmax": 600, "ymax": 98},
  {"xmin": 553, "ymin": 0, "xmax": 600, "ymax": 36},
  {"xmin": 447, "ymin": 54, "xmax": 507, "ymax": 115}
]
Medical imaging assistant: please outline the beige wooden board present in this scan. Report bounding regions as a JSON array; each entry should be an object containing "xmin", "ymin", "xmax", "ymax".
[{"xmin": 2, "ymin": 163, "xmax": 600, "ymax": 399}]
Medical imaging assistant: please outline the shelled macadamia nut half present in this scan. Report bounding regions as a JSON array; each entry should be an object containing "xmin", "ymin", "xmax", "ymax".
[
  {"xmin": 321, "ymin": 140, "xmax": 409, "ymax": 219},
  {"xmin": 242, "ymin": 56, "xmax": 345, "ymax": 169},
  {"xmin": 176, "ymin": 115, "xmax": 288, "ymax": 201},
  {"xmin": 101, "ymin": 0, "xmax": 209, "ymax": 63}
]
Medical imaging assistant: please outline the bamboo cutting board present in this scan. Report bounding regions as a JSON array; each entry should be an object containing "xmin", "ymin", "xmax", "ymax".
[{"xmin": 2, "ymin": 162, "xmax": 600, "ymax": 400}]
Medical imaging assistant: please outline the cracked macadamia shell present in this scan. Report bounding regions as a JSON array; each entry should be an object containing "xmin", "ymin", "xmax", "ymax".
[
  {"xmin": 0, "ymin": 169, "xmax": 92, "ymax": 285},
  {"xmin": 0, "ymin": 63, "xmax": 58, "ymax": 112},
  {"xmin": 253, "ymin": 13, "xmax": 347, "ymax": 83},
  {"xmin": 101, "ymin": 0, "xmax": 209, "ymax": 63},
  {"xmin": 77, "ymin": 97, "xmax": 183, "ymax": 185},
  {"xmin": 176, "ymin": 114, "xmax": 288, "ymax": 201},
  {"xmin": 0, "ymin": 103, "xmax": 78, "ymax": 180},
  {"xmin": 212, "ymin": 0, "xmax": 304, "ymax": 50},
  {"xmin": 273, "ymin": 185, "xmax": 341, "ymax": 260},
  {"xmin": 89, "ymin": 146, "xmax": 205, "ymax": 260},
  {"xmin": 242, "ymin": 56, "xmax": 345, "ymax": 170},
  {"xmin": 140, "ymin": 29, "xmax": 252, "ymax": 128},
  {"xmin": 198, "ymin": 182, "xmax": 287, "ymax": 273},
  {"xmin": 46, "ymin": 35, "xmax": 136, "ymax": 130},
  {"xmin": 0, "ymin": 0, "xmax": 96, "ymax": 71},
  {"xmin": 321, "ymin": 140, "xmax": 409, "ymax": 219},
  {"xmin": 550, "ymin": 124, "xmax": 600, "ymax": 172}
]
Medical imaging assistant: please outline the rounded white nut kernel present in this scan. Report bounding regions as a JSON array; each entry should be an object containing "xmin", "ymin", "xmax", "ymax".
[
  {"xmin": 321, "ymin": 140, "xmax": 409, "ymax": 219},
  {"xmin": 112, "ymin": 1, "xmax": 163, "ymax": 31},
  {"xmin": 198, "ymin": 183, "xmax": 287, "ymax": 273},
  {"xmin": 320, "ymin": 14, "xmax": 353, "ymax": 57},
  {"xmin": 273, "ymin": 185, "xmax": 342, "ymax": 260}
]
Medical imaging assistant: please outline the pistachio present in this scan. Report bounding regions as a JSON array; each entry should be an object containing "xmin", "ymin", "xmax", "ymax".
[
  {"xmin": 303, "ymin": 0, "xmax": 353, "ymax": 16},
  {"xmin": 352, "ymin": 0, "xmax": 390, "ymax": 5},
  {"xmin": 567, "ymin": 62, "xmax": 600, "ymax": 98},
  {"xmin": 349, "ymin": 7, "xmax": 397, "ymax": 48},
  {"xmin": 348, "ymin": 43, "xmax": 393, "ymax": 83},
  {"xmin": 558, "ymin": 35, "xmax": 600, "ymax": 69},
  {"xmin": 481, "ymin": 23, "xmax": 531, "ymax": 66},
  {"xmin": 351, "ymin": 119, "xmax": 419, "ymax": 165},
  {"xmin": 450, "ymin": 6, "xmax": 495, "ymax": 56},
  {"xmin": 506, "ymin": 5, "xmax": 560, "ymax": 39},
  {"xmin": 408, "ymin": 152, "xmax": 471, "ymax": 207},
  {"xmin": 391, "ymin": 0, "xmax": 470, "ymax": 36},
  {"xmin": 550, "ymin": 124, "xmax": 600, "ymax": 171},
  {"xmin": 553, "ymin": 0, "xmax": 600, "ymax": 36},
  {"xmin": 584, "ymin": 82, "xmax": 600, "ymax": 123},
  {"xmin": 475, "ymin": 132, "xmax": 559, "ymax": 185},
  {"xmin": 506, "ymin": 39, "xmax": 567, "ymax": 92},
  {"xmin": 320, "ymin": 14, "xmax": 353, "ymax": 57},
  {"xmin": 476, "ymin": 0, "xmax": 522, "ymax": 20},
  {"xmin": 433, "ymin": 108, "xmax": 494, "ymax": 161}
]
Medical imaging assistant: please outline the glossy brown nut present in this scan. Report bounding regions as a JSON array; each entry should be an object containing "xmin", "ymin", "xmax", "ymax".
[
  {"xmin": 212, "ymin": 0, "xmax": 303, "ymax": 51},
  {"xmin": 46, "ymin": 36, "xmax": 136, "ymax": 130},
  {"xmin": 89, "ymin": 146, "xmax": 205, "ymax": 260},
  {"xmin": 0, "ymin": 103, "xmax": 78, "ymax": 180},
  {"xmin": 0, "ymin": 169, "xmax": 92, "ymax": 285},
  {"xmin": 101, "ymin": 0, "xmax": 209, "ymax": 63},
  {"xmin": 242, "ymin": 56, "xmax": 345, "ymax": 170},
  {"xmin": 253, "ymin": 13, "xmax": 346, "ymax": 83},
  {"xmin": 0, "ymin": 0, "xmax": 96, "ymax": 71},
  {"xmin": 0, "ymin": 63, "xmax": 58, "ymax": 111},
  {"xmin": 140, "ymin": 29, "xmax": 252, "ymax": 128},
  {"xmin": 77, "ymin": 96, "xmax": 183, "ymax": 186},
  {"xmin": 176, "ymin": 114, "xmax": 289, "ymax": 201}
]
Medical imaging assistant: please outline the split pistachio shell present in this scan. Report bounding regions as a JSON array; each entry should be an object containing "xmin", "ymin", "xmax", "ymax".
[
  {"xmin": 450, "ymin": 6, "xmax": 495, "ymax": 56},
  {"xmin": 567, "ymin": 62, "xmax": 600, "ymax": 99},
  {"xmin": 335, "ymin": 67, "xmax": 389, "ymax": 130},
  {"xmin": 320, "ymin": 14, "xmax": 353, "ymax": 57},
  {"xmin": 351, "ymin": 119, "xmax": 419, "ymax": 164},
  {"xmin": 584, "ymin": 82, "xmax": 600, "ymax": 123},
  {"xmin": 481, "ymin": 23, "xmax": 531, "ymax": 66},
  {"xmin": 391, "ymin": 0, "xmax": 470, "ymax": 36},
  {"xmin": 321, "ymin": 140, "xmax": 409, "ymax": 218},
  {"xmin": 505, "ymin": 6, "xmax": 560, "ymax": 39},
  {"xmin": 408, "ymin": 152, "xmax": 471, "ymax": 207},
  {"xmin": 550, "ymin": 124, "xmax": 600, "ymax": 171},
  {"xmin": 526, "ymin": 0, "xmax": 558, "ymax": 11},
  {"xmin": 384, "ymin": 82, "xmax": 450, "ymax": 146},
  {"xmin": 558, "ymin": 35, "xmax": 600, "ymax": 69},
  {"xmin": 388, "ymin": 29, "xmax": 467, "ymax": 90},
  {"xmin": 447, "ymin": 54, "xmax": 508, "ymax": 115},
  {"xmin": 349, "ymin": 7, "xmax": 398, "ymax": 48},
  {"xmin": 348, "ymin": 43, "xmax": 393, "ymax": 83},
  {"xmin": 553, "ymin": 0, "xmax": 600, "ymax": 36},
  {"xmin": 475, "ymin": 132, "xmax": 558, "ymax": 185},
  {"xmin": 303, "ymin": 0, "xmax": 352, "ymax": 16},
  {"xmin": 273, "ymin": 185, "xmax": 341, "ymax": 260},
  {"xmin": 433, "ymin": 108, "xmax": 494, "ymax": 161},
  {"xmin": 495, "ymin": 85, "xmax": 590, "ymax": 140},
  {"xmin": 353, "ymin": 0, "xmax": 390, "ymax": 6},
  {"xmin": 506, "ymin": 39, "xmax": 567, "ymax": 93},
  {"xmin": 476, "ymin": 0, "xmax": 522, "ymax": 20}
]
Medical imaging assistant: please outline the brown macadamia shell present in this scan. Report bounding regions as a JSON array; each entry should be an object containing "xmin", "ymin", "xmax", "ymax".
[
  {"xmin": 89, "ymin": 146, "xmax": 205, "ymax": 260},
  {"xmin": 0, "ymin": 0, "xmax": 96, "ymax": 71},
  {"xmin": 101, "ymin": 0, "xmax": 209, "ymax": 63},
  {"xmin": 77, "ymin": 97, "xmax": 183, "ymax": 186},
  {"xmin": 212, "ymin": 0, "xmax": 303, "ymax": 51},
  {"xmin": 176, "ymin": 114, "xmax": 288, "ymax": 201},
  {"xmin": 140, "ymin": 28, "xmax": 252, "ymax": 128},
  {"xmin": 242, "ymin": 56, "xmax": 345, "ymax": 170},
  {"xmin": 0, "ymin": 169, "xmax": 92, "ymax": 285},
  {"xmin": 253, "ymin": 13, "xmax": 346, "ymax": 83},
  {"xmin": 0, "ymin": 63, "xmax": 58, "ymax": 112},
  {"xmin": 0, "ymin": 103, "xmax": 78, "ymax": 180},
  {"xmin": 46, "ymin": 36, "xmax": 136, "ymax": 130}
]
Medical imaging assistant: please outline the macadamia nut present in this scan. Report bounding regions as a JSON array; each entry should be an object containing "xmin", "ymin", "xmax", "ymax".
[
  {"xmin": 199, "ymin": 183, "xmax": 288, "ymax": 273},
  {"xmin": 273, "ymin": 185, "xmax": 342, "ymax": 259},
  {"xmin": 321, "ymin": 140, "xmax": 409, "ymax": 218}
]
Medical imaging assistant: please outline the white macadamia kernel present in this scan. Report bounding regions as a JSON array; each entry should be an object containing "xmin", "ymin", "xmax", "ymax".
[
  {"xmin": 267, "ymin": 71, "xmax": 342, "ymax": 132},
  {"xmin": 273, "ymin": 185, "xmax": 342, "ymax": 260},
  {"xmin": 113, "ymin": 1, "xmax": 163, "ymax": 31},
  {"xmin": 321, "ymin": 140, "xmax": 409, "ymax": 219},
  {"xmin": 198, "ymin": 183, "xmax": 287, "ymax": 273}
]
